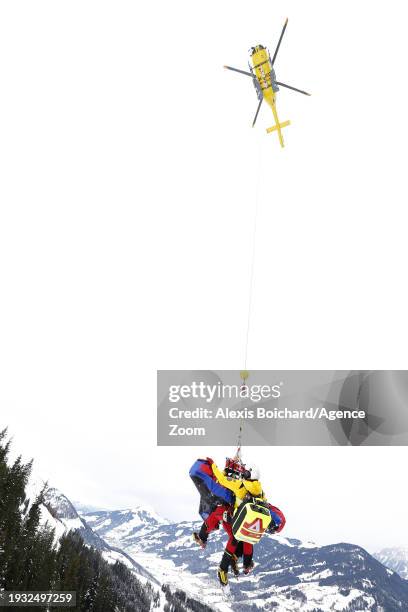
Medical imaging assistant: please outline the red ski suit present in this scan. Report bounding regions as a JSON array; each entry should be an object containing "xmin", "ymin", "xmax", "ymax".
[{"xmin": 204, "ymin": 505, "xmax": 253, "ymax": 558}]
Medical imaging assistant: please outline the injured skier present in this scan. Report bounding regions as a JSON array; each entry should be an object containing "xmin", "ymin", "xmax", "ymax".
[{"xmin": 190, "ymin": 457, "xmax": 286, "ymax": 587}]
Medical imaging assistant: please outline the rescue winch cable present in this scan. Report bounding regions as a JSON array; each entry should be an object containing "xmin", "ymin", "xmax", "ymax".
[
  {"xmin": 236, "ymin": 135, "xmax": 263, "ymax": 464},
  {"xmin": 243, "ymin": 135, "xmax": 262, "ymax": 374}
]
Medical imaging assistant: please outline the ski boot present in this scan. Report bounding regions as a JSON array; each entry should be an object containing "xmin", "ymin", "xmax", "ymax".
[
  {"xmin": 217, "ymin": 567, "xmax": 229, "ymax": 587},
  {"xmin": 243, "ymin": 561, "xmax": 254, "ymax": 575},
  {"xmin": 230, "ymin": 554, "xmax": 240, "ymax": 577},
  {"xmin": 192, "ymin": 532, "xmax": 206, "ymax": 549}
]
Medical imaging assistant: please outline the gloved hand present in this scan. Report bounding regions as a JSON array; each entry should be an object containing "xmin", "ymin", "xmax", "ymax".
[{"xmin": 222, "ymin": 511, "xmax": 233, "ymax": 524}]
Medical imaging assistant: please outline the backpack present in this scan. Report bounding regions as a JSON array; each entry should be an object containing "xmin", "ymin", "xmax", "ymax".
[{"xmin": 232, "ymin": 498, "xmax": 272, "ymax": 544}]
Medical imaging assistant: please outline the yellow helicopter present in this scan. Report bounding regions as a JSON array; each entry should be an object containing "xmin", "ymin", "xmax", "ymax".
[{"xmin": 224, "ymin": 19, "xmax": 310, "ymax": 147}]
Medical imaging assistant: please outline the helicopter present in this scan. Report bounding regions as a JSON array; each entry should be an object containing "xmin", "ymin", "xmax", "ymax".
[{"xmin": 224, "ymin": 19, "xmax": 310, "ymax": 147}]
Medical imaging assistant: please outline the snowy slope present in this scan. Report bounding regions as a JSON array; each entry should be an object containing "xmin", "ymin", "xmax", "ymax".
[
  {"xmin": 23, "ymin": 479, "xmax": 73, "ymax": 546},
  {"xmin": 78, "ymin": 508, "xmax": 232, "ymax": 610},
  {"xmin": 21, "ymin": 480, "xmax": 214, "ymax": 611},
  {"xmin": 40, "ymin": 489, "xmax": 198, "ymax": 610},
  {"xmin": 374, "ymin": 547, "xmax": 408, "ymax": 580},
  {"xmin": 42, "ymin": 488, "xmax": 164, "ymax": 585},
  {"xmin": 83, "ymin": 508, "xmax": 408, "ymax": 612},
  {"xmin": 42, "ymin": 487, "xmax": 111, "ymax": 551}
]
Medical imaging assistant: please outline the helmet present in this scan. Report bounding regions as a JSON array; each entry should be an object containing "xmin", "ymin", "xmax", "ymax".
[
  {"xmin": 246, "ymin": 465, "xmax": 260, "ymax": 481},
  {"xmin": 224, "ymin": 458, "xmax": 242, "ymax": 480}
]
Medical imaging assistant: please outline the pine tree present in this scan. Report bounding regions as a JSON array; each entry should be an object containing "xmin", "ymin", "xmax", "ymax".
[
  {"xmin": 0, "ymin": 430, "xmax": 55, "ymax": 599},
  {"xmin": 1, "ymin": 429, "xmax": 212, "ymax": 612},
  {"xmin": 0, "ymin": 429, "xmax": 33, "ymax": 588}
]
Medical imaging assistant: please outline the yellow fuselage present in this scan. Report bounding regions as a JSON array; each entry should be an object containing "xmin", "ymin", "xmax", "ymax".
[
  {"xmin": 251, "ymin": 47, "xmax": 276, "ymax": 110},
  {"xmin": 250, "ymin": 46, "xmax": 290, "ymax": 146}
]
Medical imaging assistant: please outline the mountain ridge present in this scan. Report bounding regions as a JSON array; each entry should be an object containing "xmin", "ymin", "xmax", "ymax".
[
  {"xmin": 36, "ymin": 486, "xmax": 215, "ymax": 610},
  {"xmin": 76, "ymin": 505, "xmax": 408, "ymax": 611}
]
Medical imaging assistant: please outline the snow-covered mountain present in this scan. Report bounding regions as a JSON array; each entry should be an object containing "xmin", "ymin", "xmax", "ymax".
[
  {"xmin": 80, "ymin": 507, "xmax": 408, "ymax": 612},
  {"xmin": 39, "ymin": 487, "xmax": 217, "ymax": 610},
  {"xmin": 374, "ymin": 547, "xmax": 408, "ymax": 580},
  {"xmin": 71, "ymin": 500, "xmax": 107, "ymax": 515},
  {"xmin": 41, "ymin": 488, "xmax": 163, "ymax": 585},
  {"xmin": 42, "ymin": 487, "xmax": 111, "ymax": 551},
  {"xmin": 83, "ymin": 506, "xmax": 170, "ymax": 544}
]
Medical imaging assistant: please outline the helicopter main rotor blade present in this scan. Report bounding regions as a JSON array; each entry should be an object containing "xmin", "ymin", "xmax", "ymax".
[
  {"xmin": 252, "ymin": 98, "xmax": 263, "ymax": 127},
  {"xmin": 271, "ymin": 18, "xmax": 288, "ymax": 66},
  {"xmin": 276, "ymin": 81, "xmax": 311, "ymax": 96},
  {"xmin": 224, "ymin": 65, "xmax": 253, "ymax": 77}
]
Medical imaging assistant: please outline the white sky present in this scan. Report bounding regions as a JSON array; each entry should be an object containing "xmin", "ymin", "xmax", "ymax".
[{"xmin": 1, "ymin": 0, "xmax": 408, "ymax": 554}]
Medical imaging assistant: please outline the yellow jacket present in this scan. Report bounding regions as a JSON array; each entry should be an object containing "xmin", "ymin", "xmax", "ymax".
[{"xmin": 211, "ymin": 462, "xmax": 264, "ymax": 508}]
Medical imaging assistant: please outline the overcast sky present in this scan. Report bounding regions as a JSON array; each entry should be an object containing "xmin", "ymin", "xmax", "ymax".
[{"xmin": 1, "ymin": 0, "xmax": 408, "ymax": 555}]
